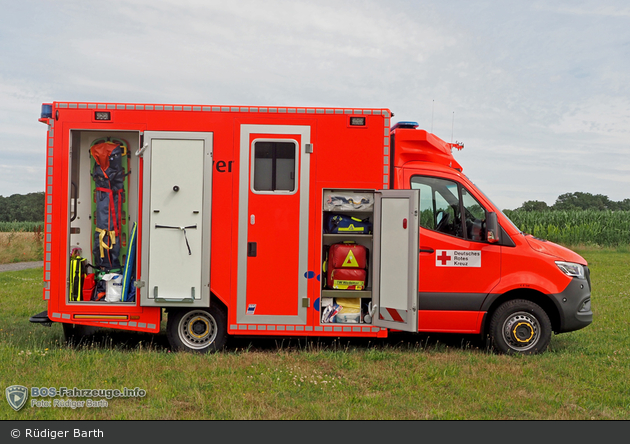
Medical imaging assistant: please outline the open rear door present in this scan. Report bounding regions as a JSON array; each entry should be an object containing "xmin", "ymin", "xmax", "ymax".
[{"xmin": 372, "ymin": 189, "xmax": 420, "ymax": 332}]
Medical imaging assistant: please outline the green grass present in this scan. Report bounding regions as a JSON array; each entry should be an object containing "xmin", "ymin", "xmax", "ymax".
[{"xmin": 1, "ymin": 249, "xmax": 629, "ymax": 420}]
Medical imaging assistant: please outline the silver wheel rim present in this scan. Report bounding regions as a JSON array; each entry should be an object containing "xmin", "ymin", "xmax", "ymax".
[
  {"xmin": 178, "ymin": 310, "xmax": 218, "ymax": 350},
  {"xmin": 502, "ymin": 311, "xmax": 540, "ymax": 352}
]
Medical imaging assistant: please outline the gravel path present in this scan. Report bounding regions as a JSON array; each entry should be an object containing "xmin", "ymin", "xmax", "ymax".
[{"xmin": 0, "ymin": 261, "xmax": 44, "ymax": 272}]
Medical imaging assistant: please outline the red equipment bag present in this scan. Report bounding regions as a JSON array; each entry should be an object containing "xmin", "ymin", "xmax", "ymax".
[
  {"xmin": 328, "ymin": 242, "xmax": 367, "ymax": 269},
  {"xmin": 82, "ymin": 273, "xmax": 96, "ymax": 301},
  {"xmin": 328, "ymin": 268, "xmax": 367, "ymax": 290},
  {"xmin": 325, "ymin": 242, "xmax": 368, "ymax": 290}
]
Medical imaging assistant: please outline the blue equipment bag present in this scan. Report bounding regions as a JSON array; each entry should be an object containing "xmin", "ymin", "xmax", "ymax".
[{"xmin": 325, "ymin": 214, "xmax": 372, "ymax": 234}]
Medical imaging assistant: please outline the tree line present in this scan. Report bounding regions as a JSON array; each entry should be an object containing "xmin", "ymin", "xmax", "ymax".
[
  {"xmin": 0, "ymin": 192, "xmax": 45, "ymax": 222},
  {"xmin": 511, "ymin": 192, "xmax": 630, "ymax": 212}
]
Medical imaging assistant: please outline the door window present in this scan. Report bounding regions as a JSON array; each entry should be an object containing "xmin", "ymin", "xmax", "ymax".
[
  {"xmin": 252, "ymin": 141, "xmax": 297, "ymax": 193},
  {"xmin": 410, "ymin": 175, "xmax": 488, "ymax": 242}
]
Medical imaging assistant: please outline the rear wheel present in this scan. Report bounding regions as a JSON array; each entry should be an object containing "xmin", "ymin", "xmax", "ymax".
[
  {"xmin": 489, "ymin": 299, "xmax": 551, "ymax": 355},
  {"xmin": 166, "ymin": 305, "xmax": 227, "ymax": 353}
]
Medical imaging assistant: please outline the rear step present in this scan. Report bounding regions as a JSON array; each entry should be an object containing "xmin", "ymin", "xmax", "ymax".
[{"xmin": 29, "ymin": 310, "xmax": 53, "ymax": 327}]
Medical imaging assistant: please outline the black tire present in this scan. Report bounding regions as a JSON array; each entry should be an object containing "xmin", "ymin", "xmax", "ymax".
[
  {"xmin": 488, "ymin": 299, "xmax": 551, "ymax": 355},
  {"xmin": 166, "ymin": 305, "xmax": 228, "ymax": 353},
  {"xmin": 62, "ymin": 323, "xmax": 98, "ymax": 346}
]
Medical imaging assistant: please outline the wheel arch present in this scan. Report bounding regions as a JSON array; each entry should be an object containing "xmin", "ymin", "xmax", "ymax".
[{"xmin": 481, "ymin": 288, "xmax": 561, "ymax": 336}]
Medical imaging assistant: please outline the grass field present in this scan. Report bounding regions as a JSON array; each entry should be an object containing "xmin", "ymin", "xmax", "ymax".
[{"xmin": 1, "ymin": 248, "xmax": 629, "ymax": 420}]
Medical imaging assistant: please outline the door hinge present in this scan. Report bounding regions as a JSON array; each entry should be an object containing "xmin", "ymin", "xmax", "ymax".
[
  {"xmin": 305, "ymin": 143, "xmax": 313, "ymax": 154},
  {"xmin": 302, "ymin": 297, "xmax": 310, "ymax": 308},
  {"xmin": 134, "ymin": 281, "xmax": 145, "ymax": 288}
]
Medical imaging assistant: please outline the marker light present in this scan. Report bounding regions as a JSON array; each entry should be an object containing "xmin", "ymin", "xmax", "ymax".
[{"xmin": 555, "ymin": 261, "xmax": 585, "ymax": 279}]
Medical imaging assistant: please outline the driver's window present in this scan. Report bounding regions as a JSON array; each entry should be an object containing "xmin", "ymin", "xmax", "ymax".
[
  {"xmin": 461, "ymin": 188, "xmax": 487, "ymax": 241},
  {"xmin": 410, "ymin": 175, "xmax": 462, "ymax": 238}
]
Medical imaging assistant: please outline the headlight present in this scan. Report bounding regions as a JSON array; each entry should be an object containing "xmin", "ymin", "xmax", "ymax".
[{"xmin": 555, "ymin": 261, "xmax": 585, "ymax": 279}]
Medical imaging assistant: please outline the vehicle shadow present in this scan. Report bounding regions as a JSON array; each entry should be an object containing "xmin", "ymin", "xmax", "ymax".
[{"xmin": 65, "ymin": 327, "xmax": 487, "ymax": 354}]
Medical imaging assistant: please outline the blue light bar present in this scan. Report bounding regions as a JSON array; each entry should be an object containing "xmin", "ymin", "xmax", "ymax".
[
  {"xmin": 390, "ymin": 121, "xmax": 419, "ymax": 130},
  {"xmin": 41, "ymin": 104, "xmax": 53, "ymax": 119}
]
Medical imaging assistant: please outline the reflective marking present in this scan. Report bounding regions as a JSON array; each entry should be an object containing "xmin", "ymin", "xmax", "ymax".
[
  {"xmin": 138, "ymin": 323, "xmax": 146, "ymax": 328},
  {"xmin": 52, "ymin": 313, "xmax": 61, "ymax": 318},
  {"xmin": 62, "ymin": 314, "xmax": 70, "ymax": 319}
]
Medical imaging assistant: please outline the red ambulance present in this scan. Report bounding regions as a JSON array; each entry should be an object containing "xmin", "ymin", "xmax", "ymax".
[{"xmin": 29, "ymin": 102, "xmax": 592, "ymax": 354}]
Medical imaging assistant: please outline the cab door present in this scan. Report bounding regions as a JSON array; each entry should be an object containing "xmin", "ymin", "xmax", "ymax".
[
  {"xmin": 372, "ymin": 189, "xmax": 420, "ymax": 332},
  {"xmin": 406, "ymin": 170, "xmax": 501, "ymax": 332}
]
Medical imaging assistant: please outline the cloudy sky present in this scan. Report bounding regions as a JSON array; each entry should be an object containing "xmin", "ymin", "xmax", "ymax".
[{"xmin": 1, "ymin": 0, "xmax": 628, "ymax": 210}]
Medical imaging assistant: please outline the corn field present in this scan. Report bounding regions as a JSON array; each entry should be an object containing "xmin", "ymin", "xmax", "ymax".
[
  {"xmin": 504, "ymin": 210, "xmax": 630, "ymax": 247},
  {"xmin": 0, "ymin": 221, "xmax": 44, "ymax": 232}
]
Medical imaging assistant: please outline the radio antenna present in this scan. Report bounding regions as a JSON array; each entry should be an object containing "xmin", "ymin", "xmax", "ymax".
[
  {"xmin": 451, "ymin": 111, "xmax": 455, "ymax": 143},
  {"xmin": 431, "ymin": 100, "xmax": 435, "ymax": 133}
]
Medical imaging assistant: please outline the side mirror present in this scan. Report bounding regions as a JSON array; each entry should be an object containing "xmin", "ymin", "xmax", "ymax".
[{"xmin": 486, "ymin": 212, "xmax": 499, "ymax": 244}]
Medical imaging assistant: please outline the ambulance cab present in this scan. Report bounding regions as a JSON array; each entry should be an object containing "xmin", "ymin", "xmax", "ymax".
[{"xmin": 391, "ymin": 122, "xmax": 593, "ymax": 353}]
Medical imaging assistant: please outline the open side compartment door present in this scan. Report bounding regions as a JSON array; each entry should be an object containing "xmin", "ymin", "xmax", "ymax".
[
  {"xmin": 140, "ymin": 132, "xmax": 213, "ymax": 307},
  {"xmin": 372, "ymin": 189, "xmax": 420, "ymax": 332}
]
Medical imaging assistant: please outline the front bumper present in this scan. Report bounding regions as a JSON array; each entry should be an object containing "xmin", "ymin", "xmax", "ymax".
[{"xmin": 551, "ymin": 266, "xmax": 592, "ymax": 333}]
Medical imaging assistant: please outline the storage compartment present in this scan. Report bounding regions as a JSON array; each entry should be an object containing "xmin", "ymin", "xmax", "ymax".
[
  {"xmin": 67, "ymin": 130, "xmax": 141, "ymax": 304},
  {"xmin": 321, "ymin": 189, "xmax": 375, "ymax": 324}
]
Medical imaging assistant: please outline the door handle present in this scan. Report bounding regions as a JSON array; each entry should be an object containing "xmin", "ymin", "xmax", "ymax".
[
  {"xmin": 248, "ymin": 242, "xmax": 257, "ymax": 257},
  {"xmin": 419, "ymin": 248, "xmax": 434, "ymax": 254}
]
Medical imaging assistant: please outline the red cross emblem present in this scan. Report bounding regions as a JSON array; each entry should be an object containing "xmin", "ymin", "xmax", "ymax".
[{"xmin": 437, "ymin": 251, "xmax": 451, "ymax": 265}]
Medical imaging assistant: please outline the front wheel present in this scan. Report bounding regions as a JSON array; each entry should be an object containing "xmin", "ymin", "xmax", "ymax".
[
  {"xmin": 488, "ymin": 299, "xmax": 551, "ymax": 355},
  {"xmin": 166, "ymin": 306, "xmax": 227, "ymax": 353}
]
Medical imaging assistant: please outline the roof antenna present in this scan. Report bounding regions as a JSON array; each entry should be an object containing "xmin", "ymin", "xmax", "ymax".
[
  {"xmin": 451, "ymin": 111, "xmax": 455, "ymax": 143},
  {"xmin": 431, "ymin": 100, "xmax": 435, "ymax": 133}
]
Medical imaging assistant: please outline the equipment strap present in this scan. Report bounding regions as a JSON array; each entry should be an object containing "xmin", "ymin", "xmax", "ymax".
[{"xmin": 95, "ymin": 227, "xmax": 116, "ymax": 258}]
